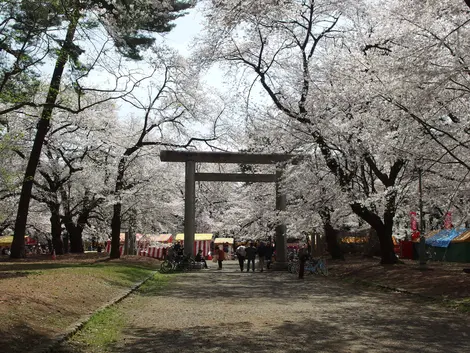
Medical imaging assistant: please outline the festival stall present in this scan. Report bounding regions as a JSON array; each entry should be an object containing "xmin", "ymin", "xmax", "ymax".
[
  {"xmin": 137, "ymin": 233, "xmax": 172, "ymax": 260},
  {"xmin": 175, "ymin": 233, "xmax": 212, "ymax": 256},
  {"xmin": 105, "ymin": 233, "xmax": 126, "ymax": 255},
  {"xmin": 425, "ymin": 228, "xmax": 470, "ymax": 263},
  {"xmin": 0, "ymin": 236, "xmax": 38, "ymax": 254},
  {"xmin": 0, "ymin": 236, "xmax": 37, "ymax": 246},
  {"xmin": 214, "ymin": 237, "xmax": 234, "ymax": 259}
]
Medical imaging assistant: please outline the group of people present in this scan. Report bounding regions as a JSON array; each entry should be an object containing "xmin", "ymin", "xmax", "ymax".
[
  {"xmin": 165, "ymin": 240, "xmax": 276, "ymax": 272},
  {"xmin": 234, "ymin": 242, "xmax": 274, "ymax": 272}
]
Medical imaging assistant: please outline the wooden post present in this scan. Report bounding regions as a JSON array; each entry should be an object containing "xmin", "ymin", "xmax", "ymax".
[
  {"xmin": 419, "ymin": 236, "xmax": 427, "ymax": 267},
  {"xmin": 274, "ymin": 167, "xmax": 287, "ymax": 268},
  {"xmin": 128, "ymin": 228, "xmax": 135, "ymax": 255},
  {"xmin": 123, "ymin": 231, "xmax": 129, "ymax": 255},
  {"xmin": 418, "ymin": 168, "xmax": 425, "ymax": 235},
  {"xmin": 184, "ymin": 161, "xmax": 196, "ymax": 257}
]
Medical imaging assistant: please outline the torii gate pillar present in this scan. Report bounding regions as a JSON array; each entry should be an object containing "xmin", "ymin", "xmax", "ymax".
[
  {"xmin": 184, "ymin": 161, "xmax": 196, "ymax": 256},
  {"xmin": 274, "ymin": 167, "xmax": 288, "ymax": 267}
]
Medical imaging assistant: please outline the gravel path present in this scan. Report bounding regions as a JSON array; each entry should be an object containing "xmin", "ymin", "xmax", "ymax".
[{"xmin": 74, "ymin": 261, "xmax": 470, "ymax": 352}]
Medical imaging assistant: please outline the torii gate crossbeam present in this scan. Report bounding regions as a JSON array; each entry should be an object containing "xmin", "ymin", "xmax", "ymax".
[{"xmin": 160, "ymin": 150, "xmax": 297, "ymax": 268}]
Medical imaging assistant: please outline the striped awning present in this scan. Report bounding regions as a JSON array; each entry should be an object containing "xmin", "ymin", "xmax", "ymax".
[{"xmin": 175, "ymin": 233, "xmax": 213, "ymax": 241}]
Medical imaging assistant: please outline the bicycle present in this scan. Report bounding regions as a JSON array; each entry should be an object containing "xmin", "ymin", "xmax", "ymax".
[
  {"xmin": 160, "ymin": 259, "xmax": 174, "ymax": 273},
  {"xmin": 159, "ymin": 254, "xmax": 193, "ymax": 273},
  {"xmin": 309, "ymin": 258, "xmax": 328, "ymax": 276}
]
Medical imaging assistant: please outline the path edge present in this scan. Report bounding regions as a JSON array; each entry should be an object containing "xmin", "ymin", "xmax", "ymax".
[{"xmin": 35, "ymin": 269, "xmax": 159, "ymax": 353}]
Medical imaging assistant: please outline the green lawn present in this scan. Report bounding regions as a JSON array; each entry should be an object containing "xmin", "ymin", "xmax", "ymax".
[{"xmin": 0, "ymin": 255, "xmax": 161, "ymax": 353}]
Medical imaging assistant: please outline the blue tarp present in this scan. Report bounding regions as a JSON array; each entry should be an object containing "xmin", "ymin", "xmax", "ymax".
[{"xmin": 426, "ymin": 228, "xmax": 468, "ymax": 248}]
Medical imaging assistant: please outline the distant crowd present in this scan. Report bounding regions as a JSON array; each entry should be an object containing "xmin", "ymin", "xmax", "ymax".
[{"xmin": 233, "ymin": 241, "xmax": 275, "ymax": 272}]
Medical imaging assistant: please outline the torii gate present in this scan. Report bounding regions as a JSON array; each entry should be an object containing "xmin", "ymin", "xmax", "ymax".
[{"xmin": 160, "ymin": 150, "xmax": 297, "ymax": 267}]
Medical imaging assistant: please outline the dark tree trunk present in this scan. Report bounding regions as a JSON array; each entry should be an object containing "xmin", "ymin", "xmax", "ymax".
[
  {"xmin": 110, "ymin": 203, "xmax": 122, "ymax": 259},
  {"xmin": 50, "ymin": 204, "xmax": 64, "ymax": 255},
  {"xmin": 319, "ymin": 207, "xmax": 344, "ymax": 260},
  {"xmin": 63, "ymin": 232, "xmax": 69, "ymax": 253},
  {"xmin": 350, "ymin": 202, "xmax": 398, "ymax": 264},
  {"xmin": 465, "ymin": 0, "xmax": 470, "ymax": 10},
  {"xmin": 324, "ymin": 224, "xmax": 344, "ymax": 260},
  {"xmin": 63, "ymin": 214, "xmax": 85, "ymax": 253},
  {"xmin": 376, "ymin": 227, "xmax": 397, "ymax": 264},
  {"xmin": 110, "ymin": 156, "xmax": 127, "ymax": 259},
  {"xmin": 61, "ymin": 190, "xmax": 101, "ymax": 254},
  {"xmin": 10, "ymin": 13, "xmax": 80, "ymax": 259},
  {"xmin": 68, "ymin": 228, "xmax": 84, "ymax": 253}
]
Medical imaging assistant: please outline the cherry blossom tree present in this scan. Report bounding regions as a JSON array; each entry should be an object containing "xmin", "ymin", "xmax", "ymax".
[
  {"xmin": 6, "ymin": 0, "xmax": 195, "ymax": 258},
  {"xmin": 196, "ymin": 0, "xmax": 411, "ymax": 263},
  {"xmin": 107, "ymin": 48, "xmax": 222, "ymax": 258}
]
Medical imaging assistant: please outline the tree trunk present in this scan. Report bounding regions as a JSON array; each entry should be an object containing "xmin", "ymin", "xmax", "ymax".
[
  {"xmin": 10, "ymin": 12, "xmax": 80, "ymax": 259},
  {"xmin": 69, "ymin": 227, "xmax": 84, "ymax": 253},
  {"xmin": 350, "ymin": 202, "xmax": 398, "ymax": 264},
  {"xmin": 110, "ymin": 203, "xmax": 122, "ymax": 259},
  {"xmin": 465, "ymin": 0, "xmax": 470, "ymax": 10},
  {"xmin": 376, "ymin": 224, "xmax": 397, "ymax": 264},
  {"xmin": 110, "ymin": 156, "xmax": 127, "ymax": 259},
  {"xmin": 324, "ymin": 223, "xmax": 344, "ymax": 260},
  {"xmin": 63, "ymin": 232, "xmax": 69, "ymax": 253},
  {"xmin": 50, "ymin": 204, "xmax": 64, "ymax": 255},
  {"xmin": 318, "ymin": 207, "xmax": 343, "ymax": 260}
]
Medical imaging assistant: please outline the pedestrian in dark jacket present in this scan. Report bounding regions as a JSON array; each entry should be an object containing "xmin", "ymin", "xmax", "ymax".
[
  {"xmin": 298, "ymin": 244, "xmax": 309, "ymax": 279},
  {"xmin": 257, "ymin": 242, "xmax": 266, "ymax": 272},
  {"xmin": 217, "ymin": 246, "xmax": 225, "ymax": 270},
  {"xmin": 265, "ymin": 242, "xmax": 274, "ymax": 269},
  {"xmin": 245, "ymin": 243, "xmax": 257, "ymax": 272}
]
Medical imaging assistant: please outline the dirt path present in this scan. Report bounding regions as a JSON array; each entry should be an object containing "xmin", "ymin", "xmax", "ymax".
[{"xmin": 63, "ymin": 260, "xmax": 470, "ymax": 353}]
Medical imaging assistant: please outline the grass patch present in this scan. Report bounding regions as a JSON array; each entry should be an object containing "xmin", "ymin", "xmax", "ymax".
[
  {"xmin": 137, "ymin": 272, "xmax": 172, "ymax": 295},
  {"xmin": 446, "ymin": 297, "xmax": 470, "ymax": 313},
  {"xmin": 0, "ymin": 255, "xmax": 161, "ymax": 353},
  {"xmin": 68, "ymin": 306, "xmax": 125, "ymax": 352},
  {"xmin": 58, "ymin": 272, "xmax": 171, "ymax": 353}
]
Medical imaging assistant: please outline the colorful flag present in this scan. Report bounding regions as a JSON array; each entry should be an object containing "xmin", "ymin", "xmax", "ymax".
[
  {"xmin": 410, "ymin": 211, "xmax": 418, "ymax": 231},
  {"xmin": 444, "ymin": 212, "xmax": 452, "ymax": 229}
]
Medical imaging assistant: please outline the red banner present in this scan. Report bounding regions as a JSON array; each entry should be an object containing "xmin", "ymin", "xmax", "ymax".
[
  {"xmin": 410, "ymin": 211, "xmax": 420, "ymax": 240},
  {"xmin": 410, "ymin": 212, "xmax": 418, "ymax": 231},
  {"xmin": 444, "ymin": 212, "xmax": 452, "ymax": 229}
]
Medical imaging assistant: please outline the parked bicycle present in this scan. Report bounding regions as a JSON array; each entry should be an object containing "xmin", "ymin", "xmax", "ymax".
[
  {"xmin": 287, "ymin": 256, "xmax": 328, "ymax": 276},
  {"xmin": 160, "ymin": 253, "xmax": 193, "ymax": 273},
  {"xmin": 304, "ymin": 257, "xmax": 328, "ymax": 276}
]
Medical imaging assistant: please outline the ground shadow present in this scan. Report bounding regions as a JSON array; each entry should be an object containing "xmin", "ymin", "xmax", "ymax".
[
  {"xmin": 54, "ymin": 261, "xmax": 470, "ymax": 353},
  {"xmin": 0, "ymin": 322, "xmax": 58, "ymax": 353},
  {"xmin": 57, "ymin": 314, "xmax": 470, "ymax": 353}
]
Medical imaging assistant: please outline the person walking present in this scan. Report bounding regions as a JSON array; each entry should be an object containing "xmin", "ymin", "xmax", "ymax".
[
  {"xmin": 298, "ymin": 244, "xmax": 309, "ymax": 279},
  {"xmin": 217, "ymin": 246, "xmax": 225, "ymax": 270},
  {"xmin": 257, "ymin": 242, "xmax": 266, "ymax": 272},
  {"xmin": 265, "ymin": 242, "xmax": 274, "ymax": 269},
  {"xmin": 245, "ymin": 242, "xmax": 257, "ymax": 272},
  {"xmin": 235, "ymin": 244, "xmax": 246, "ymax": 272}
]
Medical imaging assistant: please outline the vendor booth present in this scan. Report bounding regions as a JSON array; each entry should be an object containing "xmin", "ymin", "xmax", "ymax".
[
  {"xmin": 214, "ymin": 237, "xmax": 234, "ymax": 259},
  {"xmin": 137, "ymin": 233, "xmax": 172, "ymax": 259},
  {"xmin": 175, "ymin": 233, "xmax": 212, "ymax": 256},
  {"xmin": 0, "ymin": 235, "xmax": 37, "ymax": 246},
  {"xmin": 137, "ymin": 233, "xmax": 172, "ymax": 247},
  {"xmin": 105, "ymin": 233, "xmax": 125, "ymax": 255},
  {"xmin": 425, "ymin": 228, "xmax": 470, "ymax": 263},
  {"xmin": 0, "ymin": 236, "xmax": 38, "ymax": 255}
]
